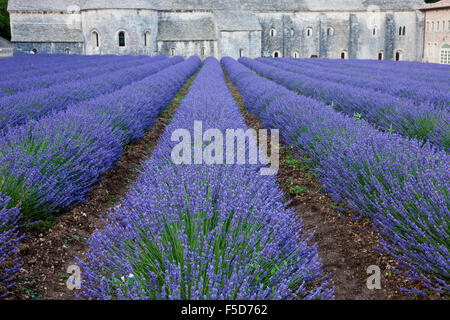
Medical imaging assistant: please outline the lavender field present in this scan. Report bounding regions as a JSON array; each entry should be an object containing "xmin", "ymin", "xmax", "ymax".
[{"xmin": 0, "ymin": 54, "xmax": 448, "ymax": 300}]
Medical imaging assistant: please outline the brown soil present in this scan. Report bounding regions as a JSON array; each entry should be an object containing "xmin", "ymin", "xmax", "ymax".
[
  {"xmin": 7, "ymin": 72, "xmax": 199, "ymax": 300},
  {"xmin": 224, "ymin": 70, "xmax": 415, "ymax": 300}
]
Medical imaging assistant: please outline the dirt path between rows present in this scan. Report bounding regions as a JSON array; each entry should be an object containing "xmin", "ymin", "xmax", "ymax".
[
  {"xmin": 223, "ymin": 70, "xmax": 415, "ymax": 300},
  {"xmin": 8, "ymin": 71, "xmax": 199, "ymax": 300}
]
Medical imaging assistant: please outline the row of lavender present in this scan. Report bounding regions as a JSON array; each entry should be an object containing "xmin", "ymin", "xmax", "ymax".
[
  {"xmin": 0, "ymin": 56, "xmax": 182, "ymax": 131},
  {"xmin": 0, "ymin": 55, "xmax": 166, "ymax": 98},
  {"xmin": 272, "ymin": 58, "xmax": 449, "ymax": 109},
  {"xmin": 222, "ymin": 57, "xmax": 449, "ymax": 297},
  {"xmin": 0, "ymin": 56, "xmax": 201, "ymax": 297},
  {"xmin": 0, "ymin": 54, "xmax": 127, "ymax": 82},
  {"xmin": 240, "ymin": 58, "xmax": 449, "ymax": 152},
  {"xmin": 79, "ymin": 57, "xmax": 333, "ymax": 300},
  {"xmin": 324, "ymin": 58, "xmax": 450, "ymax": 83}
]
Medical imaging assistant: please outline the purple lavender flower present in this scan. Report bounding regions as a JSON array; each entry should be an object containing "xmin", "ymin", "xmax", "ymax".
[
  {"xmin": 0, "ymin": 195, "xmax": 22, "ymax": 298},
  {"xmin": 222, "ymin": 56, "xmax": 449, "ymax": 297},
  {"xmin": 79, "ymin": 57, "xmax": 333, "ymax": 300}
]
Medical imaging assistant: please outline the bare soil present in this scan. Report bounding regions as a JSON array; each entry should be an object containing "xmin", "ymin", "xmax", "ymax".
[
  {"xmin": 224, "ymin": 70, "xmax": 415, "ymax": 300},
  {"xmin": 8, "ymin": 72, "xmax": 198, "ymax": 300}
]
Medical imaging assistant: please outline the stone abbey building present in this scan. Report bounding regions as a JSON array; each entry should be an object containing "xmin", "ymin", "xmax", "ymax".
[{"xmin": 7, "ymin": 0, "xmax": 426, "ymax": 61}]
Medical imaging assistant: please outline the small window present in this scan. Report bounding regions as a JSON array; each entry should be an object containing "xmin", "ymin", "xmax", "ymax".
[
  {"xmin": 65, "ymin": 48, "xmax": 71, "ymax": 54},
  {"xmin": 290, "ymin": 28, "xmax": 295, "ymax": 37},
  {"xmin": 432, "ymin": 21, "xmax": 435, "ymax": 31},
  {"xmin": 395, "ymin": 51, "xmax": 402, "ymax": 61},
  {"xmin": 403, "ymin": 26, "xmax": 406, "ymax": 36},
  {"xmin": 144, "ymin": 31, "xmax": 151, "ymax": 47},
  {"xmin": 239, "ymin": 49, "xmax": 244, "ymax": 58},
  {"xmin": 437, "ymin": 21, "xmax": 440, "ymax": 32},
  {"xmin": 440, "ymin": 44, "xmax": 450, "ymax": 64},
  {"xmin": 448, "ymin": 20, "xmax": 450, "ymax": 31},
  {"xmin": 293, "ymin": 51, "xmax": 299, "ymax": 58},
  {"xmin": 170, "ymin": 48, "xmax": 176, "ymax": 56},
  {"xmin": 372, "ymin": 26, "xmax": 378, "ymax": 36},
  {"xmin": 399, "ymin": 26, "xmax": 402, "ymax": 36},
  {"xmin": 270, "ymin": 28, "xmax": 276, "ymax": 37},
  {"xmin": 327, "ymin": 27, "xmax": 334, "ymax": 36},
  {"xmin": 378, "ymin": 51, "xmax": 383, "ymax": 60},
  {"xmin": 306, "ymin": 27, "xmax": 313, "ymax": 37},
  {"xmin": 31, "ymin": 48, "xmax": 38, "ymax": 54},
  {"xmin": 118, "ymin": 31, "xmax": 125, "ymax": 47},
  {"xmin": 310, "ymin": 55, "xmax": 318, "ymax": 58},
  {"xmin": 272, "ymin": 50, "xmax": 281, "ymax": 58},
  {"xmin": 341, "ymin": 51, "xmax": 347, "ymax": 59},
  {"xmin": 201, "ymin": 47, "xmax": 206, "ymax": 56},
  {"xmin": 92, "ymin": 31, "xmax": 99, "ymax": 48},
  {"xmin": 427, "ymin": 21, "xmax": 430, "ymax": 32}
]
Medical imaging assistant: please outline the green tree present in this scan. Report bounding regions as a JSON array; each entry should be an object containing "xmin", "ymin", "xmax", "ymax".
[{"xmin": 0, "ymin": 0, "xmax": 10, "ymax": 40}]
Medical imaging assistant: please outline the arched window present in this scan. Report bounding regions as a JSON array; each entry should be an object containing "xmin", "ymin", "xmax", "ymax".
[
  {"xmin": 270, "ymin": 28, "xmax": 276, "ymax": 37},
  {"xmin": 201, "ymin": 47, "xmax": 206, "ymax": 56},
  {"xmin": 65, "ymin": 48, "xmax": 71, "ymax": 54},
  {"xmin": 31, "ymin": 48, "xmax": 38, "ymax": 54},
  {"xmin": 92, "ymin": 31, "xmax": 99, "ymax": 48},
  {"xmin": 306, "ymin": 27, "xmax": 313, "ymax": 37},
  {"xmin": 239, "ymin": 49, "xmax": 244, "ymax": 58},
  {"xmin": 118, "ymin": 31, "xmax": 125, "ymax": 47},
  {"xmin": 327, "ymin": 27, "xmax": 334, "ymax": 36},
  {"xmin": 437, "ymin": 21, "xmax": 440, "ymax": 32},
  {"xmin": 427, "ymin": 21, "xmax": 430, "ymax": 32},
  {"xmin": 292, "ymin": 51, "xmax": 299, "ymax": 58},
  {"xmin": 341, "ymin": 51, "xmax": 347, "ymax": 59},
  {"xmin": 402, "ymin": 26, "xmax": 406, "ymax": 36},
  {"xmin": 290, "ymin": 28, "xmax": 295, "ymax": 37},
  {"xmin": 378, "ymin": 51, "xmax": 383, "ymax": 60},
  {"xmin": 272, "ymin": 50, "xmax": 281, "ymax": 58},
  {"xmin": 399, "ymin": 26, "xmax": 402, "ymax": 36},
  {"xmin": 432, "ymin": 21, "xmax": 435, "ymax": 31},
  {"xmin": 395, "ymin": 51, "xmax": 402, "ymax": 61},
  {"xmin": 144, "ymin": 31, "xmax": 151, "ymax": 48},
  {"xmin": 372, "ymin": 26, "xmax": 378, "ymax": 36},
  {"xmin": 170, "ymin": 48, "xmax": 176, "ymax": 56}
]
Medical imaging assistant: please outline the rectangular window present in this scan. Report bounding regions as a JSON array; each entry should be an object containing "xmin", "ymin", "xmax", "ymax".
[{"xmin": 441, "ymin": 49, "xmax": 450, "ymax": 64}]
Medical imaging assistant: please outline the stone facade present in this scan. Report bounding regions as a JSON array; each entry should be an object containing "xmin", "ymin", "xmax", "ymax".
[
  {"xmin": 422, "ymin": 0, "xmax": 450, "ymax": 64},
  {"xmin": 8, "ymin": 0, "xmax": 426, "ymax": 61},
  {"xmin": 0, "ymin": 36, "xmax": 13, "ymax": 57}
]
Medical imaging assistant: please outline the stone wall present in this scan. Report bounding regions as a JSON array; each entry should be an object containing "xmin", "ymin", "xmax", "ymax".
[
  {"xmin": 81, "ymin": 9, "xmax": 158, "ymax": 55},
  {"xmin": 423, "ymin": 8, "xmax": 450, "ymax": 63},
  {"xmin": 7, "ymin": 0, "xmax": 426, "ymax": 61}
]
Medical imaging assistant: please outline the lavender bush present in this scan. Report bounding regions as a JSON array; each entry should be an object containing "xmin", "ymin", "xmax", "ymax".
[
  {"xmin": 0, "ymin": 57, "xmax": 200, "ymax": 223},
  {"xmin": 0, "ymin": 54, "xmax": 124, "ymax": 82},
  {"xmin": 223, "ymin": 57, "xmax": 449, "ymax": 297},
  {"xmin": 0, "ymin": 56, "xmax": 183, "ymax": 131},
  {"xmin": 0, "ymin": 195, "xmax": 22, "ymax": 298},
  {"xmin": 319, "ymin": 58, "xmax": 450, "ymax": 84},
  {"xmin": 240, "ymin": 57, "xmax": 449, "ymax": 152},
  {"xmin": 79, "ymin": 57, "xmax": 333, "ymax": 300},
  {"xmin": 0, "ymin": 55, "xmax": 166, "ymax": 98},
  {"xmin": 267, "ymin": 58, "xmax": 449, "ymax": 110}
]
